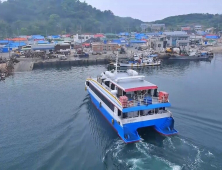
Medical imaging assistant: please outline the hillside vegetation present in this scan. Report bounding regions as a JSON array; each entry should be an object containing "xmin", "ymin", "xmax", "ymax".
[
  {"xmin": 0, "ymin": 0, "xmax": 142, "ymax": 36},
  {"xmin": 154, "ymin": 13, "xmax": 222, "ymax": 31},
  {"xmin": 0, "ymin": 0, "xmax": 221, "ymax": 37}
]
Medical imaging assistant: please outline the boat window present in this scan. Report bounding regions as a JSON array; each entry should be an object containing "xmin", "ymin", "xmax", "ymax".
[
  {"xmin": 154, "ymin": 89, "xmax": 158, "ymax": 97},
  {"xmin": 148, "ymin": 89, "xmax": 151, "ymax": 95},
  {"xmin": 118, "ymin": 109, "xmax": 122, "ymax": 116},
  {"xmin": 155, "ymin": 108, "xmax": 159, "ymax": 114},
  {"xmin": 105, "ymin": 81, "xmax": 110, "ymax": 87},
  {"xmin": 111, "ymin": 83, "xmax": 115, "ymax": 90},
  {"xmin": 123, "ymin": 113, "xmax": 127, "ymax": 119},
  {"xmin": 127, "ymin": 111, "xmax": 139, "ymax": 118},
  {"xmin": 89, "ymin": 82, "xmax": 114, "ymax": 111},
  {"xmin": 117, "ymin": 88, "xmax": 122, "ymax": 96},
  {"xmin": 86, "ymin": 81, "xmax": 89, "ymax": 86}
]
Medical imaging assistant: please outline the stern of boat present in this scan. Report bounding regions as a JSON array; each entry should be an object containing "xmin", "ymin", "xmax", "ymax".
[
  {"xmin": 154, "ymin": 117, "xmax": 178, "ymax": 136},
  {"xmin": 119, "ymin": 126, "xmax": 141, "ymax": 143}
]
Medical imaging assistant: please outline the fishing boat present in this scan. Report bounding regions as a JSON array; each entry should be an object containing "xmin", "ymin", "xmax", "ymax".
[
  {"xmin": 119, "ymin": 54, "xmax": 161, "ymax": 67},
  {"xmin": 85, "ymin": 54, "xmax": 177, "ymax": 143},
  {"xmin": 169, "ymin": 50, "xmax": 213, "ymax": 60}
]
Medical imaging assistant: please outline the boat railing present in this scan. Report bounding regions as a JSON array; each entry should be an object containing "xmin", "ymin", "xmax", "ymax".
[
  {"xmin": 121, "ymin": 110, "xmax": 171, "ymax": 122},
  {"xmin": 125, "ymin": 96, "xmax": 161, "ymax": 108},
  {"xmin": 117, "ymin": 70, "xmax": 127, "ymax": 73}
]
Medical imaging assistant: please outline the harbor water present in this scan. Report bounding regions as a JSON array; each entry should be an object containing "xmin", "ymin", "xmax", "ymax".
[{"xmin": 0, "ymin": 54, "xmax": 222, "ymax": 170}]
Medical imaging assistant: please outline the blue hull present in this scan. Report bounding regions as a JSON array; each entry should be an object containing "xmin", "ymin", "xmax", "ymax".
[{"xmin": 88, "ymin": 90, "xmax": 178, "ymax": 143}]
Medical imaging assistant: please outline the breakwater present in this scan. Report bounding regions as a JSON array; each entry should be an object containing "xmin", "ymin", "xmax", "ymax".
[{"xmin": 33, "ymin": 58, "xmax": 110, "ymax": 69}]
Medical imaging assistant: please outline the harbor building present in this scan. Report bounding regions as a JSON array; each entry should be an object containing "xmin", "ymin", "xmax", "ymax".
[
  {"xmin": 205, "ymin": 27, "xmax": 215, "ymax": 34},
  {"xmin": 92, "ymin": 42, "xmax": 119, "ymax": 52},
  {"xmin": 194, "ymin": 25, "xmax": 202, "ymax": 31},
  {"xmin": 140, "ymin": 23, "xmax": 165, "ymax": 32},
  {"xmin": 163, "ymin": 31, "xmax": 190, "ymax": 50},
  {"xmin": 147, "ymin": 36, "xmax": 167, "ymax": 52},
  {"xmin": 73, "ymin": 34, "xmax": 94, "ymax": 43}
]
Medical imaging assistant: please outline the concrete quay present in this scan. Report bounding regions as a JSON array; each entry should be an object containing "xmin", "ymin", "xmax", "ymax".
[
  {"xmin": 33, "ymin": 57, "xmax": 110, "ymax": 69},
  {"xmin": 13, "ymin": 53, "xmax": 128, "ymax": 72}
]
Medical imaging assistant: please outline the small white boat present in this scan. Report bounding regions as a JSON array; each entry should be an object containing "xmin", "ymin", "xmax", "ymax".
[{"xmin": 1, "ymin": 73, "xmax": 6, "ymax": 80}]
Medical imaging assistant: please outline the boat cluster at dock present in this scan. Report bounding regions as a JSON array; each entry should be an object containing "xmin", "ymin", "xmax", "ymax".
[
  {"xmin": 85, "ymin": 55, "xmax": 178, "ymax": 143},
  {"xmin": 107, "ymin": 46, "xmax": 214, "ymax": 69}
]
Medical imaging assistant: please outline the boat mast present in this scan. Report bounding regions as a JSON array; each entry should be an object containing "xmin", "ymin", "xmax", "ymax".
[{"xmin": 115, "ymin": 51, "xmax": 118, "ymax": 74}]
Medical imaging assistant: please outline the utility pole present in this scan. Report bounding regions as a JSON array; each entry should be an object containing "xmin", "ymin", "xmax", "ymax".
[
  {"xmin": 80, "ymin": 25, "xmax": 82, "ymax": 44},
  {"xmin": 17, "ymin": 28, "xmax": 20, "ymax": 47}
]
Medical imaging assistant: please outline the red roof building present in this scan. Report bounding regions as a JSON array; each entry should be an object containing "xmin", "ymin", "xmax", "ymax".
[{"xmin": 94, "ymin": 34, "xmax": 105, "ymax": 38}]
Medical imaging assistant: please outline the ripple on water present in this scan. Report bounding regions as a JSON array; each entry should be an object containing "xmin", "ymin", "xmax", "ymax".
[
  {"xmin": 1, "ymin": 59, "xmax": 222, "ymax": 170},
  {"xmin": 102, "ymin": 134, "xmax": 222, "ymax": 170}
]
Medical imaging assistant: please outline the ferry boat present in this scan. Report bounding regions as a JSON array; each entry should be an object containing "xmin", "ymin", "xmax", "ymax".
[{"xmin": 85, "ymin": 58, "xmax": 177, "ymax": 143}]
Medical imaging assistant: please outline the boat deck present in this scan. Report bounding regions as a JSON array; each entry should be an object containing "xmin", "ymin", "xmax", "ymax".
[{"xmin": 103, "ymin": 71, "xmax": 158, "ymax": 92}]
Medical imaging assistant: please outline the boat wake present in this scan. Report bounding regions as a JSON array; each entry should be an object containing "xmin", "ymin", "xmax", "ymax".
[{"xmin": 102, "ymin": 135, "xmax": 221, "ymax": 170}]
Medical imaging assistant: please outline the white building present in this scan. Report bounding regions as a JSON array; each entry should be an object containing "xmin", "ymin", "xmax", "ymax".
[
  {"xmin": 190, "ymin": 35, "xmax": 203, "ymax": 45},
  {"xmin": 205, "ymin": 27, "xmax": 215, "ymax": 34},
  {"xmin": 163, "ymin": 31, "xmax": 190, "ymax": 50},
  {"xmin": 147, "ymin": 36, "xmax": 167, "ymax": 52},
  {"xmin": 194, "ymin": 25, "xmax": 202, "ymax": 31},
  {"xmin": 73, "ymin": 34, "xmax": 94, "ymax": 43}
]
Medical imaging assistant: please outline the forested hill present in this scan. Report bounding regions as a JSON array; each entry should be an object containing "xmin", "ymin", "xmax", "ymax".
[
  {"xmin": 0, "ymin": 0, "xmax": 142, "ymax": 36},
  {"xmin": 154, "ymin": 13, "xmax": 222, "ymax": 30}
]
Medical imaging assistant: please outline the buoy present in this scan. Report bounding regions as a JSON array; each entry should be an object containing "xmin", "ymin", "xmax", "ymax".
[{"xmin": 112, "ymin": 119, "xmax": 114, "ymax": 124}]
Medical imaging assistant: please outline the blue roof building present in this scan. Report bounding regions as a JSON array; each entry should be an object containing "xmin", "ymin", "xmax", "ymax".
[
  {"xmin": 135, "ymin": 33, "xmax": 148, "ymax": 40},
  {"xmin": 31, "ymin": 35, "xmax": 45, "ymax": 41},
  {"xmin": 111, "ymin": 39, "xmax": 127, "ymax": 45},
  {"xmin": 37, "ymin": 40, "xmax": 50, "ymax": 44},
  {"xmin": 0, "ymin": 40, "xmax": 13, "ymax": 45},
  {"xmin": 196, "ymin": 31, "xmax": 207, "ymax": 36},
  {"xmin": 130, "ymin": 40, "xmax": 146, "ymax": 43},
  {"xmin": 119, "ymin": 32, "xmax": 129, "ymax": 37},
  {"xmin": 1, "ymin": 42, "xmax": 26, "ymax": 53},
  {"xmin": 205, "ymin": 35, "xmax": 220, "ymax": 39}
]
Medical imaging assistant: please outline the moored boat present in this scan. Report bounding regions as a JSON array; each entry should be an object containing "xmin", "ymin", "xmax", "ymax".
[{"xmin": 119, "ymin": 54, "xmax": 161, "ymax": 67}]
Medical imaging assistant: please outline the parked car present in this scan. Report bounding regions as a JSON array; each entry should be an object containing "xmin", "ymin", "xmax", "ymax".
[
  {"xmin": 92, "ymin": 51, "xmax": 102, "ymax": 55},
  {"xmin": 79, "ymin": 52, "xmax": 89, "ymax": 58}
]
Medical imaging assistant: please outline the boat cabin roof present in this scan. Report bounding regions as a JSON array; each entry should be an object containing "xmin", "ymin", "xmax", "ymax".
[{"xmin": 104, "ymin": 72, "xmax": 157, "ymax": 92}]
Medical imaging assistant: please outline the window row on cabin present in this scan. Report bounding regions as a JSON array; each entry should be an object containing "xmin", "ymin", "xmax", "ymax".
[
  {"xmin": 89, "ymin": 82, "xmax": 114, "ymax": 112},
  {"xmin": 123, "ymin": 108, "xmax": 165, "ymax": 118}
]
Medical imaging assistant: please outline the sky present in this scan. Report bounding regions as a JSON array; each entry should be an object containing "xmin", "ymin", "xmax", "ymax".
[{"xmin": 81, "ymin": 0, "xmax": 222, "ymax": 22}]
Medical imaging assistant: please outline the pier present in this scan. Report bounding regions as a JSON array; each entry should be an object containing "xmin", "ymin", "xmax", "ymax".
[{"xmin": 33, "ymin": 58, "xmax": 110, "ymax": 69}]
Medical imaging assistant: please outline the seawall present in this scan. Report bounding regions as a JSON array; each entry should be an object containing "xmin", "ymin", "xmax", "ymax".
[{"xmin": 33, "ymin": 58, "xmax": 110, "ymax": 69}]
